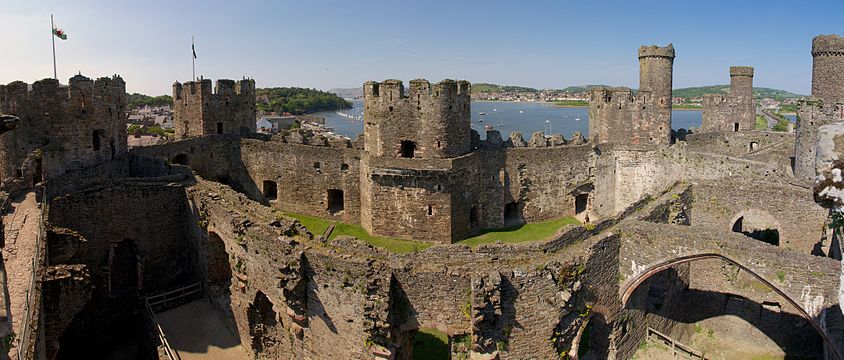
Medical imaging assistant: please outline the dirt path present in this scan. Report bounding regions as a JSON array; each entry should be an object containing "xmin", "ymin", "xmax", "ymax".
[
  {"xmin": 2, "ymin": 192, "xmax": 40, "ymax": 359},
  {"xmin": 156, "ymin": 299, "xmax": 250, "ymax": 360}
]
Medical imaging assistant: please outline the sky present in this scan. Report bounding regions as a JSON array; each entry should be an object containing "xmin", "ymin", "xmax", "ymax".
[{"xmin": 1, "ymin": 0, "xmax": 841, "ymax": 95}]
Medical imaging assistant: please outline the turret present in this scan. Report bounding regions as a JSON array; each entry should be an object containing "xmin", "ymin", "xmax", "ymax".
[
  {"xmin": 172, "ymin": 77, "xmax": 256, "ymax": 138},
  {"xmin": 363, "ymin": 78, "xmax": 471, "ymax": 159},
  {"xmin": 811, "ymin": 34, "xmax": 844, "ymax": 105},
  {"xmin": 638, "ymin": 44, "xmax": 675, "ymax": 145}
]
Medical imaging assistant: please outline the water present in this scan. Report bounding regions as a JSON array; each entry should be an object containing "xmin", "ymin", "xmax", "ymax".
[{"xmin": 317, "ymin": 100, "xmax": 702, "ymax": 140}]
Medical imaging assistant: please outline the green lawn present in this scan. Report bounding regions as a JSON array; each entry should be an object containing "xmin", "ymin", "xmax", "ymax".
[
  {"xmin": 284, "ymin": 213, "xmax": 430, "ymax": 253},
  {"xmin": 413, "ymin": 328, "xmax": 449, "ymax": 359},
  {"xmin": 755, "ymin": 115, "xmax": 768, "ymax": 130},
  {"xmin": 458, "ymin": 216, "xmax": 580, "ymax": 246}
]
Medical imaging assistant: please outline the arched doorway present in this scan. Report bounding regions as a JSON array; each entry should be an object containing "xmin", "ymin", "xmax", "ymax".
[
  {"xmin": 108, "ymin": 239, "xmax": 141, "ymax": 298},
  {"xmin": 730, "ymin": 210, "xmax": 780, "ymax": 246},
  {"xmin": 620, "ymin": 254, "xmax": 835, "ymax": 360},
  {"xmin": 172, "ymin": 153, "xmax": 189, "ymax": 166}
]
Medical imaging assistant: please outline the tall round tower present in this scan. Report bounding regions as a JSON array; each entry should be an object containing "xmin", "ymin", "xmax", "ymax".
[
  {"xmin": 811, "ymin": 34, "xmax": 844, "ymax": 105},
  {"xmin": 729, "ymin": 66, "xmax": 754, "ymax": 98},
  {"xmin": 730, "ymin": 66, "xmax": 755, "ymax": 130},
  {"xmin": 638, "ymin": 44, "xmax": 675, "ymax": 144}
]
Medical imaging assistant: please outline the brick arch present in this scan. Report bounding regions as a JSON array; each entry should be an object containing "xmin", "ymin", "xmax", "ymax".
[{"xmin": 620, "ymin": 252, "xmax": 841, "ymax": 360}]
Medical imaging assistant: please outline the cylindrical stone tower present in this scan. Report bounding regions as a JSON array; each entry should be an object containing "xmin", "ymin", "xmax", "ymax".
[
  {"xmin": 730, "ymin": 66, "xmax": 755, "ymax": 131},
  {"xmin": 638, "ymin": 44, "xmax": 675, "ymax": 145},
  {"xmin": 811, "ymin": 34, "xmax": 844, "ymax": 105}
]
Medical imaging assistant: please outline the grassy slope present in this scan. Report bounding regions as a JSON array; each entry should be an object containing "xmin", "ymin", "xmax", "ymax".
[
  {"xmin": 458, "ymin": 216, "xmax": 580, "ymax": 246},
  {"xmin": 284, "ymin": 213, "xmax": 430, "ymax": 253}
]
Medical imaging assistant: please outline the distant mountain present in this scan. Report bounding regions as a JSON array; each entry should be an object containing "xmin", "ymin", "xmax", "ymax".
[
  {"xmin": 328, "ymin": 87, "xmax": 363, "ymax": 99},
  {"xmin": 672, "ymin": 85, "xmax": 805, "ymax": 101},
  {"xmin": 558, "ymin": 85, "xmax": 611, "ymax": 93}
]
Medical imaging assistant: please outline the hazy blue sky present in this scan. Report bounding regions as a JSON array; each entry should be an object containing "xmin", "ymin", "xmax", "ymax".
[{"xmin": 1, "ymin": 0, "xmax": 841, "ymax": 95}]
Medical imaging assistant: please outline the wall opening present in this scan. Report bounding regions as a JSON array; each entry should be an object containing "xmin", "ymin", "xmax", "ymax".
[
  {"xmin": 92, "ymin": 130, "xmax": 103, "ymax": 151},
  {"xmin": 734, "ymin": 123, "xmax": 740, "ymax": 132},
  {"xmin": 749, "ymin": 141, "xmax": 759, "ymax": 152},
  {"xmin": 206, "ymin": 231, "xmax": 232, "ymax": 291},
  {"xmin": 109, "ymin": 139, "xmax": 116, "ymax": 160},
  {"xmin": 400, "ymin": 140, "xmax": 416, "ymax": 158},
  {"xmin": 575, "ymin": 193, "xmax": 589, "ymax": 215},
  {"xmin": 263, "ymin": 180, "xmax": 278, "ymax": 201},
  {"xmin": 33, "ymin": 158, "xmax": 43, "ymax": 184},
  {"xmin": 172, "ymin": 153, "xmax": 189, "ymax": 166},
  {"xmin": 109, "ymin": 238, "xmax": 141, "ymax": 298},
  {"xmin": 503, "ymin": 202, "xmax": 522, "ymax": 227},
  {"xmin": 328, "ymin": 189, "xmax": 344, "ymax": 214},
  {"xmin": 469, "ymin": 206, "xmax": 480, "ymax": 228},
  {"xmin": 216, "ymin": 122, "xmax": 224, "ymax": 134},
  {"xmin": 732, "ymin": 216, "xmax": 779, "ymax": 245},
  {"xmin": 427, "ymin": 205, "xmax": 433, "ymax": 216},
  {"xmin": 248, "ymin": 291, "xmax": 278, "ymax": 353}
]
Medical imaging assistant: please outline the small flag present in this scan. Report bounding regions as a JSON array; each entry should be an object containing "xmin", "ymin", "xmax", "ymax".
[
  {"xmin": 192, "ymin": 43, "xmax": 197, "ymax": 59},
  {"xmin": 52, "ymin": 27, "xmax": 67, "ymax": 40}
]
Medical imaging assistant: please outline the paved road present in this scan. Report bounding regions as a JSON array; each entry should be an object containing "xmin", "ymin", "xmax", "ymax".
[
  {"xmin": 757, "ymin": 108, "xmax": 778, "ymax": 129},
  {"xmin": 156, "ymin": 299, "xmax": 251, "ymax": 360}
]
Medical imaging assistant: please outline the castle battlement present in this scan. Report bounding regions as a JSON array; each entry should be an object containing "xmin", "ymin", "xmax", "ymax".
[
  {"xmin": 812, "ymin": 34, "xmax": 844, "ymax": 56},
  {"xmin": 730, "ymin": 66, "xmax": 754, "ymax": 77},
  {"xmin": 364, "ymin": 79, "xmax": 470, "ymax": 103},
  {"xmin": 638, "ymin": 44, "xmax": 675, "ymax": 59},
  {"xmin": 173, "ymin": 78, "xmax": 254, "ymax": 100},
  {"xmin": 172, "ymin": 77, "xmax": 256, "ymax": 138},
  {"xmin": 1, "ymin": 75, "xmax": 126, "ymax": 113},
  {"xmin": 702, "ymin": 93, "xmax": 729, "ymax": 105}
]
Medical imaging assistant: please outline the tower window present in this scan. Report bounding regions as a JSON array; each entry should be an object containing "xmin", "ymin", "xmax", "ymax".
[
  {"xmin": 263, "ymin": 180, "xmax": 277, "ymax": 201},
  {"xmin": 92, "ymin": 130, "xmax": 104, "ymax": 151},
  {"xmin": 427, "ymin": 205, "xmax": 433, "ymax": 216},
  {"xmin": 217, "ymin": 122, "xmax": 224, "ymax": 134},
  {"xmin": 400, "ymin": 140, "xmax": 416, "ymax": 158},
  {"xmin": 314, "ymin": 162, "xmax": 321, "ymax": 173},
  {"xmin": 734, "ymin": 123, "xmax": 740, "ymax": 132},
  {"xmin": 328, "ymin": 189, "xmax": 344, "ymax": 214}
]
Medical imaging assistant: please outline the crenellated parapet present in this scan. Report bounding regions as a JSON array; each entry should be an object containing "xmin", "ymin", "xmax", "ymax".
[
  {"xmin": 812, "ymin": 34, "xmax": 844, "ymax": 56},
  {"xmin": 811, "ymin": 34, "xmax": 844, "ymax": 106},
  {"xmin": 588, "ymin": 86, "xmax": 664, "ymax": 145},
  {"xmin": 363, "ymin": 78, "xmax": 471, "ymax": 159},
  {"xmin": 0, "ymin": 74, "xmax": 128, "ymax": 185},
  {"xmin": 637, "ymin": 44, "xmax": 675, "ymax": 59},
  {"xmin": 172, "ymin": 77, "xmax": 256, "ymax": 139}
]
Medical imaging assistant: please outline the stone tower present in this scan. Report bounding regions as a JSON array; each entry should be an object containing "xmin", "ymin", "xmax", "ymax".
[
  {"xmin": 811, "ymin": 34, "xmax": 844, "ymax": 105},
  {"xmin": 701, "ymin": 66, "xmax": 755, "ymax": 132},
  {"xmin": 588, "ymin": 44, "xmax": 675, "ymax": 145},
  {"xmin": 360, "ymin": 79, "xmax": 475, "ymax": 243},
  {"xmin": 362, "ymin": 79, "xmax": 471, "ymax": 159},
  {"xmin": 172, "ymin": 78, "xmax": 256, "ymax": 139},
  {"xmin": 0, "ymin": 74, "xmax": 128, "ymax": 185},
  {"xmin": 794, "ymin": 35, "xmax": 844, "ymax": 181},
  {"xmin": 638, "ymin": 44, "xmax": 675, "ymax": 145}
]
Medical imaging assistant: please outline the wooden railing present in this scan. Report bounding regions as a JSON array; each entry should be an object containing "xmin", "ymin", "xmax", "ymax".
[
  {"xmin": 647, "ymin": 327, "xmax": 708, "ymax": 359},
  {"xmin": 142, "ymin": 282, "xmax": 201, "ymax": 360}
]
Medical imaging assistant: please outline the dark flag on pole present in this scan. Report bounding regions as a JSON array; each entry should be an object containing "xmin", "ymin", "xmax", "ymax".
[{"xmin": 192, "ymin": 42, "xmax": 197, "ymax": 59}]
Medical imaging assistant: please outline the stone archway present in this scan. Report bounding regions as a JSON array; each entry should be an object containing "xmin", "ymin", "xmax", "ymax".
[
  {"xmin": 620, "ymin": 253, "xmax": 840, "ymax": 359},
  {"xmin": 729, "ymin": 209, "xmax": 781, "ymax": 246}
]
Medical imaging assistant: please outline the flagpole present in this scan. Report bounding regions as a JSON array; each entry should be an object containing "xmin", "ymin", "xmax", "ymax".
[
  {"xmin": 51, "ymin": 14, "xmax": 57, "ymax": 79},
  {"xmin": 192, "ymin": 35, "xmax": 195, "ymax": 81}
]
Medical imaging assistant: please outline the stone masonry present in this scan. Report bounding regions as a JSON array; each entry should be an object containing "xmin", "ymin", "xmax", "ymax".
[{"xmin": 701, "ymin": 66, "xmax": 756, "ymax": 132}]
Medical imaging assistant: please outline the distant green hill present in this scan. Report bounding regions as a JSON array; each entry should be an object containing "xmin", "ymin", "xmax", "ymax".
[
  {"xmin": 472, "ymin": 83, "xmax": 539, "ymax": 94},
  {"xmin": 672, "ymin": 86, "xmax": 805, "ymax": 101}
]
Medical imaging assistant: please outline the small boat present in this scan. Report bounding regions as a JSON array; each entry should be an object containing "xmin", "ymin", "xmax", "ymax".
[
  {"xmin": 479, "ymin": 112, "xmax": 486, "ymax": 115},
  {"xmin": 493, "ymin": 108, "xmax": 497, "ymax": 112},
  {"xmin": 478, "ymin": 119, "xmax": 484, "ymax": 122},
  {"xmin": 519, "ymin": 110, "xmax": 523, "ymax": 114},
  {"xmin": 575, "ymin": 118, "xmax": 581, "ymax": 121},
  {"xmin": 484, "ymin": 124, "xmax": 494, "ymax": 131}
]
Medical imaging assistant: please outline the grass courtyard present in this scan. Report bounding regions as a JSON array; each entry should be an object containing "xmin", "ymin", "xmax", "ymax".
[
  {"xmin": 283, "ymin": 212, "xmax": 431, "ymax": 253},
  {"xmin": 457, "ymin": 216, "xmax": 581, "ymax": 246},
  {"xmin": 284, "ymin": 212, "xmax": 580, "ymax": 252}
]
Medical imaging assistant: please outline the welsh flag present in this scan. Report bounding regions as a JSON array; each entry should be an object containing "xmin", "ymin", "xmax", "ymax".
[{"xmin": 52, "ymin": 27, "xmax": 67, "ymax": 40}]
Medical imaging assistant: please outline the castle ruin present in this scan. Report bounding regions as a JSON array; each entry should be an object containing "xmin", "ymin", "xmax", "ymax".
[{"xmin": 0, "ymin": 35, "xmax": 838, "ymax": 360}]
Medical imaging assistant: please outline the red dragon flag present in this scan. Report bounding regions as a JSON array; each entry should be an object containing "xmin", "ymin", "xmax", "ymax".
[{"xmin": 52, "ymin": 25, "xmax": 67, "ymax": 40}]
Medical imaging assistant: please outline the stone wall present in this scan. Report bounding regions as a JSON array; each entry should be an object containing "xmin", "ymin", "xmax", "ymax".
[{"xmin": 794, "ymin": 99, "xmax": 844, "ymax": 181}]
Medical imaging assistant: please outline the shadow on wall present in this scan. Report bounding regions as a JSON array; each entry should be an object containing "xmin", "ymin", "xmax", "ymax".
[{"xmin": 624, "ymin": 272, "xmax": 824, "ymax": 359}]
